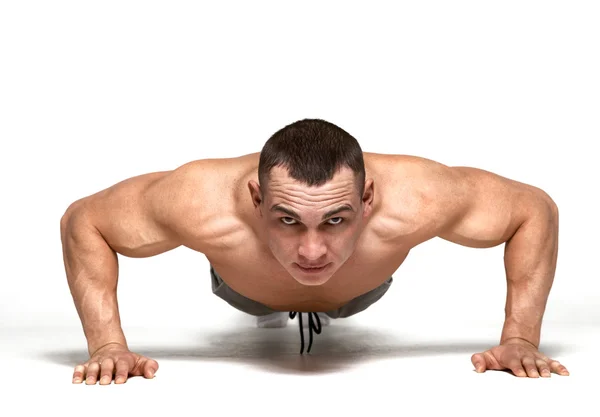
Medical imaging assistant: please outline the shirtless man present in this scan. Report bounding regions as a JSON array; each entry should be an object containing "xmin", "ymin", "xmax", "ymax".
[{"xmin": 60, "ymin": 118, "xmax": 570, "ymax": 385}]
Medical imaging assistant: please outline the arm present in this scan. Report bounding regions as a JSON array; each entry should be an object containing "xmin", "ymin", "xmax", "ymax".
[
  {"xmin": 499, "ymin": 198, "xmax": 558, "ymax": 348},
  {"xmin": 60, "ymin": 163, "xmax": 208, "ymax": 356},
  {"xmin": 61, "ymin": 207, "xmax": 129, "ymax": 356},
  {"xmin": 431, "ymin": 164, "xmax": 559, "ymax": 348}
]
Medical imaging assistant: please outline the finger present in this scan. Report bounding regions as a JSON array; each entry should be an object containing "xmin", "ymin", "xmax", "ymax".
[
  {"xmin": 99, "ymin": 358, "xmax": 115, "ymax": 385},
  {"xmin": 521, "ymin": 357, "xmax": 540, "ymax": 378},
  {"xmin": 72, "ymin": 365, "xmax": 86, "ymax": 384},
  {"xmin": 535, "ymin": 352, "xmax": 551, "ymax": 362},
  {"xmin": 142, "ymin": 359, "xmax": 159, "ymax": 379},
  {"xmin": 471, "ymin": 353, "xmax": 486, "ymax": 373},
  {"xmin": 114, "ymin": 359, "xmax": 130, "ymax": 384},
  {"xmin": 509, "ymin": 358, "xmax": 527, "ymax": 378},
  {"xmin": 131, "ymin": 355, "xmax": 158, "ymax": 379},
  {"xmin": 536, "ymin": 359, "xmax": 551, "ymax": 378},
  {"xmin": 85, "ymin": 361, "xmax": 101, "ymax": 385},
  {"xmin": 549, "ymin": 359, "xmax": 570, "ymax": 376}
]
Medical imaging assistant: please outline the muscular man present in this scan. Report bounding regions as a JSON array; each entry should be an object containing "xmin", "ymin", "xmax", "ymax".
[{"xmin": 60, "ymin": 118, "xmax": 570, "ymax": 385}]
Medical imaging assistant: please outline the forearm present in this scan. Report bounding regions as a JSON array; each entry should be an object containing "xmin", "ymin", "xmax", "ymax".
[
  {"xmin": 60, "ymin": 209, "xmax": 128, "ymax": 356},
  {"xmin": 500, "ymin": 199, "xmax": 559, "ymax": 348}
]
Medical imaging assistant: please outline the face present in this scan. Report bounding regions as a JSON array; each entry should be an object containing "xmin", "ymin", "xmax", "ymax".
[{"xmin": 248, "ymin": 165, "xmax": 375, "ymax": 286}]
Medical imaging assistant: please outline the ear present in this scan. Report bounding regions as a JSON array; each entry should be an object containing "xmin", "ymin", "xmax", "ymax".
[
  {"xmin": 247, "ymin": 180, "xmax": 263, "ymax": 208},
  {"xmin": 361, "ymin": 178, "xmax": 375, "ymax": 216}
]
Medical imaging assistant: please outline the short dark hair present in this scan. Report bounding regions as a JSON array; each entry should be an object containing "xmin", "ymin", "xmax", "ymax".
[{"xmin": 258, "ymin": 118, "xmax": 365, "ymax": 198}]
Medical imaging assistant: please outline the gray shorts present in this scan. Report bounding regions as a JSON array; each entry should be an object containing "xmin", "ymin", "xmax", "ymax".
[{"xmin": 210, "ymin": 264, "xmax": 393, "ymax": 319}]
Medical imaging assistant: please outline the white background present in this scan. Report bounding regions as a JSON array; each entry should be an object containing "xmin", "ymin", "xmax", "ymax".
[{"xmin": 1, "ymin": 1, "xmax": 598, "ymax": 415}]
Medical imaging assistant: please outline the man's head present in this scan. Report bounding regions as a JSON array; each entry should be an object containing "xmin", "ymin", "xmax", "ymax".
[{"xmin": 247, "ymin": 118, "xmax": 375, "ymax": 286}]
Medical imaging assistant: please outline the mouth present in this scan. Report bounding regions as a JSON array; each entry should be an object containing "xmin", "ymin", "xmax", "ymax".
[{"xmin": 296, "ymin": 263, "xmax": 329, "ymax": 274}]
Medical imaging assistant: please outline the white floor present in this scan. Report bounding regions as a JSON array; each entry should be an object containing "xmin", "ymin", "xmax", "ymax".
[{"xmin": 1, "ymin": 313, "xmax": 595, "ymax": 416}]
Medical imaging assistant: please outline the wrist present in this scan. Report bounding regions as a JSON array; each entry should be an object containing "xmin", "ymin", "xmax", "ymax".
[
  {"xmin": 89, "ymin": 341, "xmax": 128, "ymax": 357},
  {"xmin": 501, "ymin": 317, "xmax": 541, "ymax": 348},
  {"xmin": 500, "ymin": 337, "xmax": 538, "ymax": 349}
]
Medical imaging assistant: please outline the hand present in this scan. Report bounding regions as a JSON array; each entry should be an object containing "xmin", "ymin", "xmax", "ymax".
[
  {"xmin": 471, "ymin": 337, "xmax": 570, "ymax": 378},
  {"xmin": 72, "ymin": 342, "xmax": 159, "ymax": 385}
]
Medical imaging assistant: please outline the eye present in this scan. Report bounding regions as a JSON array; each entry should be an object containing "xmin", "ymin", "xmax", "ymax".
[
  {"xmin": 327, "ymin": 217, "xmax": 344, "ymax": 225},
  {"xmin": 279, "ymin": 217, "xmax": 344, "ymax": 226}
]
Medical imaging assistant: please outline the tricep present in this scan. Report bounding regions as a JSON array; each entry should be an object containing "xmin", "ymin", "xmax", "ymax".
[{"xmin": 62, "ymin": 167, "xmax": 197, "ymax": 258}]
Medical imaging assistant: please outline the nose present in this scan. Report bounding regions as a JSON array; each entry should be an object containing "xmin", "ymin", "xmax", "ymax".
[{"xmin": 297, "ymin": 230, "xmax": 327, "ymax": 260}]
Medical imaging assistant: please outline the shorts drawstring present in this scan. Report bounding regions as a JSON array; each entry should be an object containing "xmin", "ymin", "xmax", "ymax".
[{"xmin": 289, "ymin": 311, "xmax": 322, "ymax": 354}]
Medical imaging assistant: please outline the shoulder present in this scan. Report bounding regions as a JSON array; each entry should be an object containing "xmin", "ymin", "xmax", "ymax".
[
  {"xmin": 164, "ymin": 154, "xmax": 257, "ymax": 252},
  {"xmin": 372, "ymin": 153, "xmax": 465, "ymax": 207},
  {"xmin": 174, "ymin": 153, "xmax": 257, "ymax": 198},
  {"xmin": 371, "ymin": 154, "xmax": 468, "ymax": 245}
]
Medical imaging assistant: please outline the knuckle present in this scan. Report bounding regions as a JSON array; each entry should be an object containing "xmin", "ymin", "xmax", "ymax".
[
  {"xmin": 510, "ymin": 359, "xmax": 522, "ymax": 368},
  {"xmin": 115, "ymin": 358, "xmax": 131, "ymax": 369}
]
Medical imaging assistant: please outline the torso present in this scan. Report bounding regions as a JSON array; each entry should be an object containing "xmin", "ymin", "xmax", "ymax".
[{"xmin": 186, "ymin": 151, "xmax": 439, "ymax": 312}]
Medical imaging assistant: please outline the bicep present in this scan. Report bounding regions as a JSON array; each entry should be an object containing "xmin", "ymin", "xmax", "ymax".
[{"xmin": 436, "ymin": 166, "xmax": 549, "ymax": 249}]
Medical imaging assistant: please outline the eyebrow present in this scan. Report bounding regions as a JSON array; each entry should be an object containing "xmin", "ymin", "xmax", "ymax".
[{"xmin": 270, "ymin": 204, "xmax": 354, "ymax": 221}]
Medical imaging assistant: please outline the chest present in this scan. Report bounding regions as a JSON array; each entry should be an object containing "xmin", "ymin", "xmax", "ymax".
[{"xmin": 204, "ymin": 227, "xmax": 410, "ymax": 312}]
